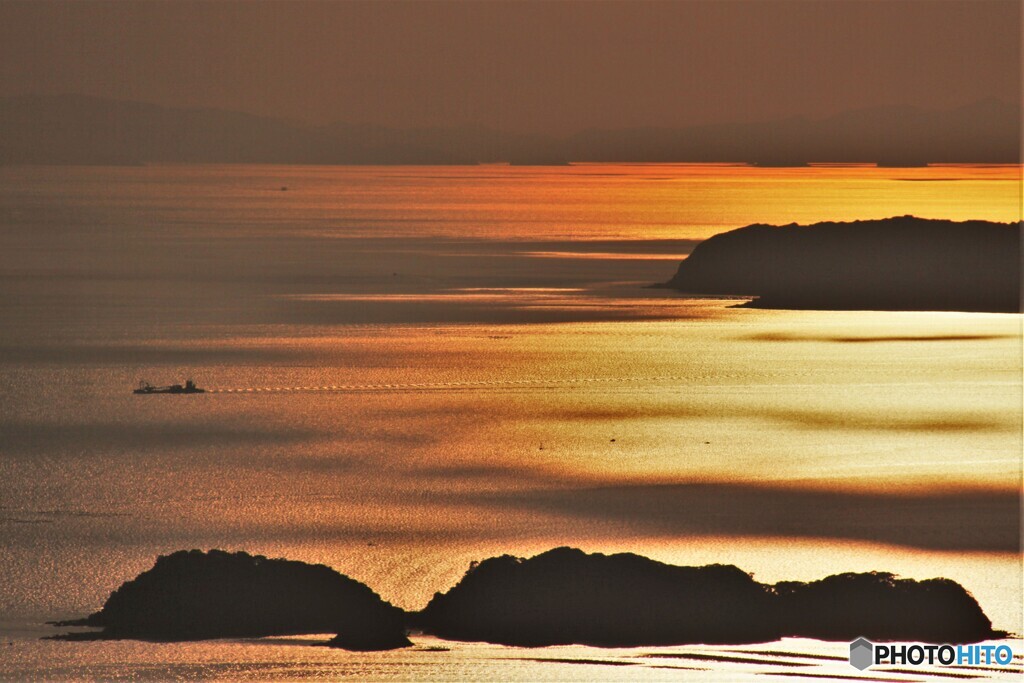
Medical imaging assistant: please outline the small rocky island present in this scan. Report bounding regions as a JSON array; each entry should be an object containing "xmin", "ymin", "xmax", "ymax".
[
  {"xmin": 52, "ymin": 549, "xmax": 410, "ymax": 650},
  {"xmin": 415, "ymin": 547, "xmax": 998, "ymax": 646},
  {"xmin": 416, "ymin": 547, "xmax": 779, "ymax": 646},
  {"xmin": 774, "ymin": 571, "xmax": 998, "ymax": 643},
  {"xmin": 660, "ymin": 216, "xmax": 1020, "ymax": 312},
  {"xmin": 52, "ymin": 547, "xmax": 1000, "ymax": 649}
]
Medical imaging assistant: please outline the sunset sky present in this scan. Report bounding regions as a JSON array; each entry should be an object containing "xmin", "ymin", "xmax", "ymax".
[{"xmin": 0, "ymin": 0, "xmax": 1019, "ymax": 133}]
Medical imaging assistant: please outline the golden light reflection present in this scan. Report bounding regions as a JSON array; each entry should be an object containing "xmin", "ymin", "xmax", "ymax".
[
  {"xmin": 251, "ymin": 162, "xmax": 1022, "ymax": 241},
  {"xmin": 520, "ymin": 252, "xmax": 690, "ymax": 260},
  {"xmin": 2, "ymin": 163, "xmax": 1020, "ymax": 668}
]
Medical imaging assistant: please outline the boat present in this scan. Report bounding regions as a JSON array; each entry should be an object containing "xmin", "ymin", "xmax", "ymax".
[{"xmin": 133, "ymin": 379, "xmax": 205, "ymax": 394}]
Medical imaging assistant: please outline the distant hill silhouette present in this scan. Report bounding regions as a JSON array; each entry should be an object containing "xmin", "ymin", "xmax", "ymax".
[
  {"xmin": 565, "ymin": 100, "xmax": 1020, "ymax": 164},
  {"xmin": 416, "ymin": 548, "xmax": 998, "ymax": 647},
  {"xmin": 0, "ymin": 94, "xmax": 548, "ymax": 165},
  {"xmin": 660, "ymin": 216, "xmax": 1020, "ymax": 312},
  {"xmin": 0, "ymin": 95, "xmax": 1018, "ymax": 164},
  {"xmin": 51, "ymin": 549, "xmax": 410, "ymax": 650},
  {"xmin": 0, "ymin": 95, "xmax": 321, "ymax": 165}
]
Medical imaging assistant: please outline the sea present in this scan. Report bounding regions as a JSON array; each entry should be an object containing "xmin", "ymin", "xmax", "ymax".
[{"xmin": 0, "ymin": 163, "xmax": 1021, "ymax": 681}]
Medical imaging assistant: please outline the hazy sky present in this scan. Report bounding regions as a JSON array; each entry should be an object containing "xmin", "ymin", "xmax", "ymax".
[{"xmin": 0, "ymin": 0, "xmax": 1019, "ymax": 134}]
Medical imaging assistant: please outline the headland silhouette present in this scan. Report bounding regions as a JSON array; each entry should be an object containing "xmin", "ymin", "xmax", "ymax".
[{"xmin": 660, "ymin": 216, "xmax": 1020, "ymax": 312}]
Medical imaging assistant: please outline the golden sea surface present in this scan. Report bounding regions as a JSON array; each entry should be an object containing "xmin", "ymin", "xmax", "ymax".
[{"xmin": 0, "ymin": 163, "xmax": 1020, "ymax": 681}]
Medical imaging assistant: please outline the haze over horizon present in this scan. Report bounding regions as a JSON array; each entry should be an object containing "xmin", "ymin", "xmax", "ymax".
[
  {"xmin": 0, "ymin": 0, "xmax": 1019, "ymax": 136},
  {"xmin": 1, "ymin": 94, "xmax": 1018, "ymax": 165}
]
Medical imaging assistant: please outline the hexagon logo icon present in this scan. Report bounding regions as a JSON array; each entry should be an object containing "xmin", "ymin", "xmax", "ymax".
[{"xmin": 849, "ymin": 637, "xmax": 874, "ymax": 670}]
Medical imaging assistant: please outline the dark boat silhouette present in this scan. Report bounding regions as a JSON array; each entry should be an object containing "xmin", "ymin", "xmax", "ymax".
[{"xmin": 133, "ymin": 379, "xmax": 205, "ymax": 395}]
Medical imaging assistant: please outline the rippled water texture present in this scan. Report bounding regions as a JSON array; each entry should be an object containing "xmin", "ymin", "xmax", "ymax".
[{"xmin": 0, "ymin": 163, "xmax": 1020, "ymax": 680}]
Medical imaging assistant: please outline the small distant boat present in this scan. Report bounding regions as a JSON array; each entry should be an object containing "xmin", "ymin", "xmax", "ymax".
[{"xmin": 133, "ymin": 379, "xmax": 205, "ymax": 395}]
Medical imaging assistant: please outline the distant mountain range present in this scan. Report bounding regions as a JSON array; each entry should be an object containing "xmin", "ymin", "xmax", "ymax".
[{"xmin": 0, "ymin": 94, "xmax": 1018, "ymax": 165}]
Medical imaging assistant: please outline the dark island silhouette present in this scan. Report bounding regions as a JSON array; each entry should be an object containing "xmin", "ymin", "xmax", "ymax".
[
  {"xmin": 660, "ymin": 216, "xmax": 1020, "ymax": 312},
  {"xmin": 51, "ymin": 550, "xmax": 410, "ymax": 650},
  {"xmin": 415, "ymin": 547, "xmax": 778, "ymax": 646},
  {"xmin": 52, "ymin": 547, "xmax": 1001, "ymax": 649},
  {"xmin": 414, "ymin": 548, "xmax": 998, "ymax": 647},
  {"xmin": 775, "ymin": 572, "xmax": 998, "ymax": 643}
]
